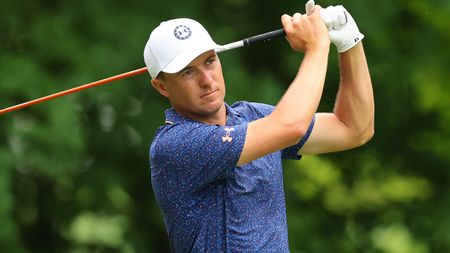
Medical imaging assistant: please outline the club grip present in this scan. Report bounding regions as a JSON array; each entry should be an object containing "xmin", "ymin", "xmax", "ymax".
[{"xmin": 243, "ymin": 28, "xmax": 286, "ymax": 46}]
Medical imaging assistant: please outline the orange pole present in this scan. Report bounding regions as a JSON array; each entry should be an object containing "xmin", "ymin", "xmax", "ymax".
[{"xmin": 0, "ymin": 67, "xmax": 148, "ymax": 115}]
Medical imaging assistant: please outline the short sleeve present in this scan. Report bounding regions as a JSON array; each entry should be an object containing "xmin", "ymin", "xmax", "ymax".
[
  {"xmin": 282, "ymin": 115, "xmax": 315, "ymax": 160},
  {"xmin": 150, "ymin": 122, "xmax": 248, "ymax": 191}
]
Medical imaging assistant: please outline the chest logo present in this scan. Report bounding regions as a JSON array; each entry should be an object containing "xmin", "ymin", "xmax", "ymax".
[{"xmin": 222, "ymin": 127, "xmax": 234, "ymax": 143}]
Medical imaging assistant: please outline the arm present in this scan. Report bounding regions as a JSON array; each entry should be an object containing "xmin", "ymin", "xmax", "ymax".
[
  {"xmin": 237, "ymin": 7, "xmax": 330, "ymax": 166},
  {"xmin": 299, "ymin": 42, "xmax": 374, "ymax": 155}
]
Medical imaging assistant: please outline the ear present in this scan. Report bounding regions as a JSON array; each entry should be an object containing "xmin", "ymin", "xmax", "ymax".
[{"xmin": 151, "ymin": 78, "xmax": 169, "ymax": 98}]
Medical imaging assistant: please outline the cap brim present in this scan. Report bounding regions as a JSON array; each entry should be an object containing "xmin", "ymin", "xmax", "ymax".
[{"xmin": 162, "ymin": 43, "xmax": 225, "ymax": 74}]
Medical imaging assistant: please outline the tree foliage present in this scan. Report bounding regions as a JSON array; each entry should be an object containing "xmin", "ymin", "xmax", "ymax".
[{"xmin": 1, "ymin": 0, "xmax": 449, "ymax": 252}]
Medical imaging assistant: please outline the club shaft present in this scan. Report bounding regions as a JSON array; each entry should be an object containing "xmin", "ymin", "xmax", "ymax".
[
  {"xmin": 1, "ymin": 28, "xmax": 286, "ymax": 115},
  {"xmin": 0, "ymin": 67, "xmax": 148, "ymax": 115}
]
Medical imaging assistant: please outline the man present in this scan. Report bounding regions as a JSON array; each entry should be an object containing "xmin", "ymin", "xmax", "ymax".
[{"xmin": 144, "ymin": 3, "xmax": 374, "ymax": 252}]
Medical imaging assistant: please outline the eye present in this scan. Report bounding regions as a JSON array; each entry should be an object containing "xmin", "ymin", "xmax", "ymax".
[
  {"xmin": 181, "ymin": 68, "xmax": 194, "ymax": 77},
  {"xmin": 206, "ymin": 57, "xmax": 216, "ymax": 65}
]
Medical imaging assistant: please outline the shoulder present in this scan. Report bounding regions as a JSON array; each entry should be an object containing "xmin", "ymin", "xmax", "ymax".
[
  {"xmin": 231, "ymin": 101, "xmax": 274, "ymax": 119},
  {"xmin": 151, "ymin": 122, "xmax": 205, "ymax": 151},
  {"xmin": 150, "ymin": 120, "xmax": 248, "ymax": 170},
  {"xmin": 150, "ymin": 121, "xmax": 229, "ymax": 159}
]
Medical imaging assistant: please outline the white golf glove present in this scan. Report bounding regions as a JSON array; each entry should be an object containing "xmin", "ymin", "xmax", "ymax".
[
  {"xmin": 305, "ymin": 0, "xmax": 364, "ymax": 53},
  {"xmin": 320, "ymin": 5, "xmax": 364, "ymax": 52}
]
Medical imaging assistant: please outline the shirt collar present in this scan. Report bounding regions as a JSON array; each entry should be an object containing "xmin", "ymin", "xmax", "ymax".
[{"xmin": 164, "ymin": 102, "xmax": 241, "ymax": 125}]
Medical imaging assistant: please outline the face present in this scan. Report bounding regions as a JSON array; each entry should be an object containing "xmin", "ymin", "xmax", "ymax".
[{"xmin": 151, "ymin": 50, "xmax": 226, "ymax": 124}]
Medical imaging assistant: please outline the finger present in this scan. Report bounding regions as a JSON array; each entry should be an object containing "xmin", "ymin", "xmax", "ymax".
[
  {"xmin": 292, "ymin": 12, "xmax": 302, "ymax": 23},
  {"xmin": 329, "ymin": 29, "xmax": 340, "ymax": 42},
  {"xmin": 320, "ymin": 8, "xmax": 332, "ymax": 30},
  {"xmin": 305, "ymin": 0, "xmax": 315, "ymax": 15},
  {"xmin": 281, "ymin": 14, "xmax": 293, "ymax": 30},
  {"xmin": 330, "ymin": 7, "xmax": 341, "ymax": 30},
  {"xmin": 281, "ymin": 14, "xmax": 292, "ymax": 19},
  {"xmin": 309, "ymin": 4, "xmax": 323, "ymax": 17},
  {"xmin": 337, "ymin": 7, "xmax": 348, "ymax": 25}
]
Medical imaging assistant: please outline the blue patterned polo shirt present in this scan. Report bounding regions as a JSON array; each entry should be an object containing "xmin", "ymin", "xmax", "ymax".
[{"xmin": 150, "ymin": 101, "xmax": 315, "ymax": 252}]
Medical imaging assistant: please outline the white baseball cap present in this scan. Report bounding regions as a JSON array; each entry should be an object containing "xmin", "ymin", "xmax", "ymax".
[{"xmin": 143, "ymin": 18, "xmax": 224, "ymax": 78}]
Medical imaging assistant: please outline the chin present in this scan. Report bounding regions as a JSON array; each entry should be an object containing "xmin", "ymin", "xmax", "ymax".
[{"xmin": 205, "ymin": 100, "xmax": 224, "ymax": 113}]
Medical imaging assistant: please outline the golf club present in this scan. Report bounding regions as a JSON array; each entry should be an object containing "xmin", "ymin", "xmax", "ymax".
[
  {"xmin": 0, "ymin": 28, "xmax": 287, "ymax": 115},
  {"xmin": 1, "ymin": 0, "xmax": 322, "ymax": 115}
]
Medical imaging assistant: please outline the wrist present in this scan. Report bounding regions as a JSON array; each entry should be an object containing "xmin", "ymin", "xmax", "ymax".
[
  {"xmin": 336, "ymin": 32, "xmax": 364, "ymax": 53},
  {"xmin": 339, "ymin": 40, "xmax": 363, "ymax": 55},
  {"xmin": 307, "ymin": 39, "xmax": 330, "ymax": 52}
]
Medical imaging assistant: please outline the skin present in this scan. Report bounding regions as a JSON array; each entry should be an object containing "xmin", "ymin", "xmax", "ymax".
[
  {"xmin": 151, "ymin": 6, "xmax": 374, "ymax": 166},
  {"xmin": 151, "ymin": 51, "xmax": 227, "ymax": 125}
]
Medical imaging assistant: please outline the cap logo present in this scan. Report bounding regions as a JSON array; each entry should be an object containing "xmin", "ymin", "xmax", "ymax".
[{"xmin": 174, "ymin": 25, "xmax": 192, "ymax": 40}]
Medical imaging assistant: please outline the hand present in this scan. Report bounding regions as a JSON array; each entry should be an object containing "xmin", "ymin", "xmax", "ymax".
[
  {"xmin": 281, "ymin": 6, "xmax": 330, "ymax": 52},
  {"xmin": 320, "ymin": 5, "xmax": 364, "ymax": 53}
]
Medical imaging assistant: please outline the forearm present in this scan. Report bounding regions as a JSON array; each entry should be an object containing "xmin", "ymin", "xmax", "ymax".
[
  {"xmin": 334, "ymin": 42, "xmax": 374, "ymax": 138},
  {"xmin": 272, "ymin": 45, "xmax": 329, "ymax": 137},
  {"xmin": 237, "ymin": 9, "xmax": 331, "ymax": 165}
]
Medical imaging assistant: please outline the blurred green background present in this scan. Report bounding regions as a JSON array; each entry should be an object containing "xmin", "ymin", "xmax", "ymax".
[{"xmin": 1, "ymin": 0, "xmax": 449, "ymax": 252}]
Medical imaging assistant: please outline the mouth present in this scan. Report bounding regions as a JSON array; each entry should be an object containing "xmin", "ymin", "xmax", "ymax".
[{"xmin": 201, "ymin": 89, "xmax": 218, "ymax": 98}]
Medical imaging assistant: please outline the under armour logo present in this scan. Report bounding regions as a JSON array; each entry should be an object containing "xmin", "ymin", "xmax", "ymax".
[
  {"xmin": 222, "ymin": 127, "xmax": 234, "ymax": 143},
  {"xmin": 174, "ymin": 25, "xmax": 192, "ymax": 40},
  {"xmin": 354, "ymin": 37, "xmax": 360, "ymax": 43}
]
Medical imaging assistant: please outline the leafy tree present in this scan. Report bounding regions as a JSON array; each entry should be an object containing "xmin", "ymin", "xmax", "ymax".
[{"xmin": 1, "ymin": 0, "xmax": 449, "ymax": 252}]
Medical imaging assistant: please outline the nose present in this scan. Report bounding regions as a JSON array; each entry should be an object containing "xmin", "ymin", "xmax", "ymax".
[{"xmin": 198, "ymin": 68, "xmax": 213, "ymax": 88}]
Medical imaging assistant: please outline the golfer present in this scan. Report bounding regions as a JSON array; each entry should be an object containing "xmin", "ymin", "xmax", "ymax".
[{"xmin": 144, "ymin": 4, "xmax": 374, "ymax": 252}]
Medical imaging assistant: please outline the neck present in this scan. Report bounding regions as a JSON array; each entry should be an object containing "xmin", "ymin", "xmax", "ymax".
[{"xmin": 175, "ymin": 103, "xmax": 227, "ymax": 126}]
